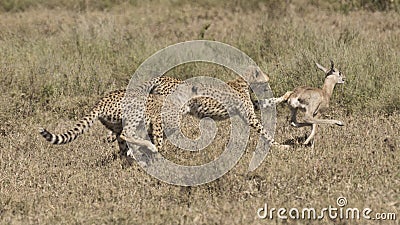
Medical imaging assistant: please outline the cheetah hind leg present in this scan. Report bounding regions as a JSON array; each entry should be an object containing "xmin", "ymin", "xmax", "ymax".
[{"xmin": 105, "ymin": 131, "xmax": 117, "ymax": 143}]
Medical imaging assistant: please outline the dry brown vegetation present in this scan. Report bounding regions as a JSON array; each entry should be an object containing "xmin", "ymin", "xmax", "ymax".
[{"xmin": 0, "ymin": 0, "xmax": 399, "ymax": 224}]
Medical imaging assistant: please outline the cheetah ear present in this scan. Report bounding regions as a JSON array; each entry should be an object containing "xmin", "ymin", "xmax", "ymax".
[{"xmin": 315, "ymin": 62, "xmax": 328, "ymax": 73}]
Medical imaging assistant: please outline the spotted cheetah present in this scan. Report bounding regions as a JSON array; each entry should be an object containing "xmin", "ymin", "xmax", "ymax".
[
  {"xmin": 39, "ymin": 66, "xmax": 277, "ymax": 162},
  {"xmin": 39, "ymin": 76, "xmax": 180, "ymax": 144}
]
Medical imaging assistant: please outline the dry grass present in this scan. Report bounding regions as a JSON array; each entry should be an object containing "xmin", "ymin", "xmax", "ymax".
[{"xmin": 0, "ymin": 1, "xmax": 399, "ymax": 224}]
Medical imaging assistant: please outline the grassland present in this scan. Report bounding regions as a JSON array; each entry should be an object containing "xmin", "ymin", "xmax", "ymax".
[{"xmin": 0, "ymin": 0, "xmax": 399, "ymax": 224}]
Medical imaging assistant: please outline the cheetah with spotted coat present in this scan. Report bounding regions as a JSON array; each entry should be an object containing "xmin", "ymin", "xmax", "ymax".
[{"xmin": 39, "ymin": 67, "xmax": 278, "ymax": 162}]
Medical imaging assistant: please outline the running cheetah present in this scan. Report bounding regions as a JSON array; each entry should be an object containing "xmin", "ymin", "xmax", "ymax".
[{"xmin": 39, "ymin": 66, "xmax": 276, "ymax": 162}]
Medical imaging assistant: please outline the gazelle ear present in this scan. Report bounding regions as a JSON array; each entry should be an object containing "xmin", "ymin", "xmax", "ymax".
[
  {"xmin": 315, "ymin": 62, "xmax": 328, "ymax": 73},
  {"xmin": 330, "ymin": 60, "xmax": 335, "ymax": 70}
]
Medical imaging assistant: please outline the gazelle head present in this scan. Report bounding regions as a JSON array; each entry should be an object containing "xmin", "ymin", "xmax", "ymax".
[{"xmin": 316, "ymin": 60, "xmax": 345, "ymax": 84}]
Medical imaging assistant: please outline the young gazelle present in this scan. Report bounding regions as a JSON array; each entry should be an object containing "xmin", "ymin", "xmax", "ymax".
[{"xmin": 261, "ymin": 60, "xmax": 345, "ymax": 147}]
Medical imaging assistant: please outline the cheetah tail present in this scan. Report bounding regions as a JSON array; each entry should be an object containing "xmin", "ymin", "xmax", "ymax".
[{"xmin": 39, "ymin": 111, "xmax": 99, "ymax": 144}]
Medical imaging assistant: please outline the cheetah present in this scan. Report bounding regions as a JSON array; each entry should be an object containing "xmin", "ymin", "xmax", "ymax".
[
  {"xmin": 39, "ymin": 66, "xmax": 277, "ymax": 162},
  {"xmin": 39, "ymin": 76, "xmax": 183, "ymax": 159},
  {"xmin": 39, "ymin": 76, "xmax": 181, "ymax": 145}
]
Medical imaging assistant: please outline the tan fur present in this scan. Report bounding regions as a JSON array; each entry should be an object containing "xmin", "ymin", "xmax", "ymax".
[{"xmin": 275, "ymin": 60, "xmax": 345, "ymax": 147}]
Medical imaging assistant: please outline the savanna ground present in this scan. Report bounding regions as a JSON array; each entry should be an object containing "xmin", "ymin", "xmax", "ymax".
[{"xmin": 0, "ymin": 0, "xmax": 399, "ymax": 224}]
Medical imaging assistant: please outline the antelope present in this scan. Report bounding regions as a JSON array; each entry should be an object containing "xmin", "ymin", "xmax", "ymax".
[{"xmin": 260, "ymin": 60, "xmax": 345, "ymax": 147}]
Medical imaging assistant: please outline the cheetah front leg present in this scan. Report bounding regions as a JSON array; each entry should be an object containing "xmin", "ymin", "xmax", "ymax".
[
  {"xmin": 118, "ymin": 135, "xmax": 151, "ymax": 168},
  {"xmin": 121, "ymin": 99, "xmax": 159, "ymax": 154},
  {"xmin": 120, "ymin": 133, "xmax": 158, "ymax": 153},
  {"xmin": 246, "ymin": 110, "xmax": 290, "ymax": 149},
  {"xmin": 149, "ymin": 117, "xmax": 164, "ymax": 153},
  {"xmin": 120, "ymin": 129, "xmax": 158, "ymax": 168},
  {"xmin": 116, "ymin": 135, "xmax": 135, "ymax": 165}
]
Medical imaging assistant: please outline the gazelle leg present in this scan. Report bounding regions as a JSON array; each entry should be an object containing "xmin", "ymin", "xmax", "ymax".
[
  {"xmin": 289, "ymin": 108, "xmax": 298, "ymax": 126},
  {"xmin": 304, "ymin": 117, "xmax": 343, "ymax": 126},
  {"xmin": 304, "ymin": 123, "xmax": 317, "ymax": 145},
  {"xmin": 290, "ymin": 108, "xmax": 310, "ymax": 127}
]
